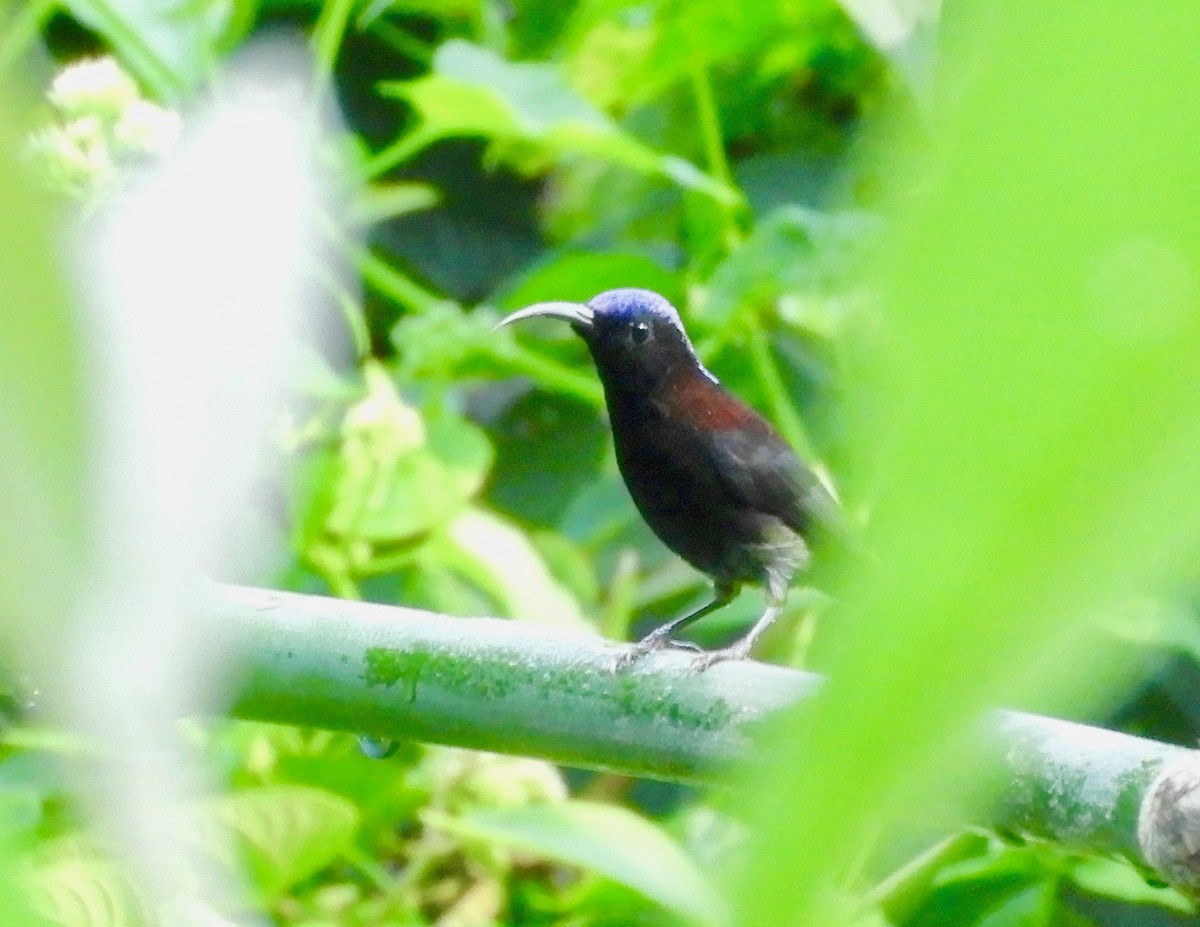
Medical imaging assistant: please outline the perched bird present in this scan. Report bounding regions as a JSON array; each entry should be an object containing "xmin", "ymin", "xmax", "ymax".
[{"xmin": 496, "ymin": 288, "xmax": 843, "ymax": 670}]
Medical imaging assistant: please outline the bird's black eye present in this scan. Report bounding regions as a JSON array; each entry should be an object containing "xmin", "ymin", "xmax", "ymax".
[{"xmin": 630, "ymin": 320, "xmax": 651, "ymax": 344}]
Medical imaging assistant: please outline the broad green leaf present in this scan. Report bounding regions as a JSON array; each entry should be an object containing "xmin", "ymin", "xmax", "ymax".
[
  {"xmin": 206, "ymin": 785, "xmax": 359, "ymax": 901},
  {"xmin": 702, "ymin": 206, "xmax": 876, "ymax": 328},
  {"xmin": 495, "ymin": 250, "xmax": 682, "ymax": 310},
  {"xmin": 428, "ymin": 800, "xmax": 725, "ymax": 926},
  {"xmin": 395, "ymin": 559, "xmax": 499, "ymax": 617},
  {"xmin": 1068, "ymin": 857, "xmax": 1193, "ymax": 914},
  {"xmin": 529, "ymin": 529, "xmax": 601, "ymax": 608},
  {"xmin": 0, "ymin": 126, "xmax": 87, "ymax": 658},
  {"xmin": 377, "ymin": 40, "xmax": 734, "ymax": 202},
  {"xmin": 566, "ymin": 0, "xmax": 786, "ymax": 109},
  {"xmin": 975, "ymin": 883, "xmax": 1055, "ymax": 927},
  {"xmin": 320, "ymin": 368, "xmax": 492, "ymax": 545},
  {"xmin": 391, "ymin": 299, "xmax": 497, "ymax": 382},
  {"xmin": 350, "ymin": 182, "xmax": 439, "ymax": 227},
  {"xmin": 486, "ymin": 390, "xmax": 608, "ymax": 530},
  {"xmin": 24, "ymin": 836, "xmax": 149, "ymax": 927},
  {"xmin": 435, "ymin": 506, "xmax": 588, "ymax": 627},
  {"xmin": 730, "ymin": 4, "xmax": 1200, "ymax": 927}
]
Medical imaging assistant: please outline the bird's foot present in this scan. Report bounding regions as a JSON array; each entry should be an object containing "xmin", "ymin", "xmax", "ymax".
[
  {"xmin": 686, "ymin": 639, "xmax": 754, "ymax": 674},
  {"xmin": 612, "ymin": 628, "xmax": 701, "ymax": 672}
]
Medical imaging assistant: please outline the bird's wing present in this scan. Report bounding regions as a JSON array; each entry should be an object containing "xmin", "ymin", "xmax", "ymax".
[{"xmin": 703, "ymin": 419, "xmax": 847, "ymax": 542}]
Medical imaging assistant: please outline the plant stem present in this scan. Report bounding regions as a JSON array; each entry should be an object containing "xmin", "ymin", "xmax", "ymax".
[
  {"xmin": 688, "ymin": 56, "xmax": 731, "ymax": 190},
  {"xmin": 213, "ymin": 584, "xmax": 1196, "ymax": 876},
  {"xmin": 312, "ymin": 0, "xmax": 356, "ymax": 93},
  {"xmin": 744, "ymin": 321, "xmax": 814, "ymax": 459}
]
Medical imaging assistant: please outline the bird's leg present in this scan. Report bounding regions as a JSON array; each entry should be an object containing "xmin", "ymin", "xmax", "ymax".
[
  {"xmin": 612, "ymin": 583, "xmax": 737, "ymax": 671},
  {"xmin": 688, "ymin": 573, "xmax": 788, "ymax": 673}
]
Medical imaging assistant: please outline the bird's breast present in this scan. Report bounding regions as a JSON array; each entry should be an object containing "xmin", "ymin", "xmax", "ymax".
[{"xmin": 652, "ymin": 371, "xmax": 761, "ymax": 430}]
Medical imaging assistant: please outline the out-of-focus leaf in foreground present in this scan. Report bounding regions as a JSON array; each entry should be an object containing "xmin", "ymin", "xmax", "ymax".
[
  {"xmin": 0, "ymin": 104, "xmax": 87, "ymax": 927},
  {"xmin": 203, "ymin": 785, "xmax": 359, "ymax": 904},
  {"xmin": 0, "ymin": 136, "xmax": 86, "ymax": 651},
  {"xmin": 430, "ymin": 799, "xmax": 724, "ymax": 926},
  {"xmin": 730, "ymin": 3, "xmax": 1200, "ymax": 924}
]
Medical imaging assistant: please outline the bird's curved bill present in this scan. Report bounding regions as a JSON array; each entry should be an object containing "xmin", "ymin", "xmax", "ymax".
[{"xmin": 493, "ymin": 301, "xmax": 594, "ymax": 332}]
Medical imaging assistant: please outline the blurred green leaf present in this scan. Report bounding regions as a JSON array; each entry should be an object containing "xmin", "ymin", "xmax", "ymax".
[
  {"xmin": 486, "ymin": 390, "xmax": 608, "ymax": 529},
  {"xmin": 429, "ymin": 800, "xmax": 725, "ymax": 926},
  {"xmin": 1067, "ymin": 856, "xmax": 1193, "ymax": 914},
  {"xmin": 350, "ymin": 181, "xmax": 439, "ymax": 227},
  {"xmin": 314, "ymin": 369, "xmax": 493, "ymax": 548},
  {"xmin": 434, "ymin": 506, "xmax": 588, "ymax": 626},
  {"xmin": 496, "ymin": 250, "xmax": 682, "ymax": 310},
  {"xmin": 529, "ymin": 528, "xmax": 601, "ymax": 609},
  {"xmin": 974, "ymin": 882, "xmax": 1055, "ymax": 927},
  {"xmin": 395, "ymin": 558, "xmax": 498, "ymax": 616},
  {"xmin": 567, "ymin": 0, "xmax": 789, "ymax": 110},
  {"xmin": 391, "ymin": 299, "xmax": 496, "ymax": 382},
  {"xmin": 208, "ymin": 785, "xmax": 359, "ymax": 902},
  {"xmin": 0, "ymin": 133, "xmax": 87, "ymax": 654},
  {"xmin": 702, "ymin": 206, "xmax": 877, "ymax": 328},
  {"xmin": 376, "ymin": 40, "xmax": 735, "ymax": 202},
  {"xmin": 730, "ymin": 4, "xmax": 1200, "ymax": 926},
  {"xmin": 24, "ymin": 835, "xmax": 149, "ymax": 927}
]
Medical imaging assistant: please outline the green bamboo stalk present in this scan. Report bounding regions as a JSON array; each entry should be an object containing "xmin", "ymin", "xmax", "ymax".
[
  {"xmin": 214, "ymin": 584, "xmax": 1197, "ymax": 879},
  {"xmin": 217, "ymin": 584, "xmax": 814, "ymax": 781}
]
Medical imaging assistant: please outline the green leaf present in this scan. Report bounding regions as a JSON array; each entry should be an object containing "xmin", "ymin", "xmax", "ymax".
[
  {"xmin": 703, "ymin": 206, "xmax": 876, "ymax": 327},
  {"xmin": 729, "ymin": 5, "xmax": 1200, "ymax": 927},
  {"xmin": 319, "ymin": 372, "xmax": 493, "ymax": 546},
  {"xmin": 975, "ymin": 882, "xmax": 1056, "ymax": 927},
  {"xmin": 495, "ymin": 250, "xmax": 683, "ymax": 310},
  {"xmin": 0, "ymin": 786, "xmax": 44, "ymax": 840},
  {"xmin": 435, "ymin": 506, "xmax": 588, "ymax": 627},
  {"xmin": 1068, "ymin": 856, "xmax": 1194, "ymax": 913},
  {"xmin": 0, "ymin": 126, "xmax": 88, "ymax": 656},
  {"xmin": 24, "ymin": 835, "xmax": 149, "ymax": 927},
  {"xmin": 486, "ymin": 390, "xmax": 609, "ymax": 530},
  {"xmin": 376, "ymin": 40, "xmax": 734, "ymax": 202},
  {"xmin": 351, "ymin": 182, "xmax": 439, "ymax": 227},
  {"xmin": 391, "ymin": 299, "xmax": 496, "ymax": 382},
  {"xmin": 207, "ymin": 785, "xmax": 359, "ymax": 901},
  {"xmin": 428, "ymin": 800, "xmax": 726, "ymax": 926},
  {"xmin": 530, "ymin": 529, "xmax": 601, "ymax": 609},
  {"xmin": 566, "ymin": 0, "xmax": 785, "ymax": 109}
]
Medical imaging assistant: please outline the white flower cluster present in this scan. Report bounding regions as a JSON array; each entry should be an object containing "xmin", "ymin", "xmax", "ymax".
[{"xmin": 27, "ymin": 56, "xmax": 182, "ymax": 197}]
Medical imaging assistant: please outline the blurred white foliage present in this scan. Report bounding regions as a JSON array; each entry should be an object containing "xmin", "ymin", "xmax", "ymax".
[
  {"xmin": 836, "ymin": 0, "xmax": 939, "ymax": 50},
  {"xmin": 47, "ymin": 39, "xmax": 349, "ymax": 923},
  {"xmin": 836, "ymin": 0, "xmax": 941, "ymax": 101},
  {"xmin": 26, "ymin": 56, "xmax": 181, "ymax": 196}
]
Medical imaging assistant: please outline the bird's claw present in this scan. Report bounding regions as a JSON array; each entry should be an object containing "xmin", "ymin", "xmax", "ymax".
[
  {"xmin": 612, "ymin": 632, "xmax": 701, "ymax": 672},
  {"xmin": 686, "ymin": 641, "xmax": 753, "ymax": 674}
]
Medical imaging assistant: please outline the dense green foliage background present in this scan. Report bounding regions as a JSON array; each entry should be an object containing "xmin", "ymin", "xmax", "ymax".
[{"xmin": 4, "ymin": 1, "xmax": 1200, "ymax": 925}]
